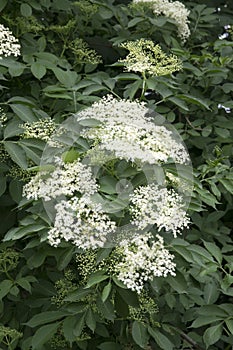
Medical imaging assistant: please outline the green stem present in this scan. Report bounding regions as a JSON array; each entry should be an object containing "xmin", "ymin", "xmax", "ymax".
[
  {"xmin": 140, "ymin": 72, "xmax": 147, "ymax": 101},
  {"xmin": 3, "ymin": 336, "xmax": 13, "ymax": 350},
  {"xmin": 107, "ymin": 88, "xmax": 121, "ymax": 99},
  {"xmin": 5, "ymin": 269, "xmax": 14, "ymax": 282},
  {"xmin": 73, "ymin": 91, "xmax": 77, "ymax": 113}
]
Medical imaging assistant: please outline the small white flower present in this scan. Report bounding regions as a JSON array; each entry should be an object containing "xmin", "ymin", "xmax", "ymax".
[
  {"xmin": 218, "ymin": 33, "xmax": 229, "ymax": 40},
  {"xmin": 218, "ymin": 104, "xmax": 231, "ymax": 113}
]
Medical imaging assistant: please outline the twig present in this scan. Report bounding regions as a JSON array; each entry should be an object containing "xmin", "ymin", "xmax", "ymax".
[{"xmin": 174, "ymin": 327, "xmax": 205, "ymax": 350}]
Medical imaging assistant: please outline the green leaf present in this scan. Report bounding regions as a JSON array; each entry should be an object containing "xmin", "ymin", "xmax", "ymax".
[
  {"xmin": 85, "ymin": 309, "xmax": 96, "ymax": 332},
  {"xmin": 0, "ymin": 0, "xmax": 8, "ymax": 11},
  {"xmin": 82, "ymin": 84, "xmax": 107, "ymax": 95},
  {"xmin": 104, "ymin": 78, "xmax": 116, "ymax": 90},
  {"xmin": 95, "ymin": 324, "xmax": 109, "ymax": 337},
  {"xmin": 191, "ymin": 316, "xmax": 223, "ymax": 328},
  {"xmin": 168, "ymin": 96, "xmax": 189, "ymax": 111},
  {"xmin": 203, "ymin": 282, "xmax": 220, "ymax": 304},
  {"xmin": 127, "ymin": 17, "xmax": 144, "ymax": 28},
  {"xmin": 44, "ymin": 92, "xmax": 73, "ymax": 100},
  {"xmin": 63, "ymin": 316, "xmax": 76, "ymax": 344},
  {"xmin": 96, "ymin": 248, "xmax": 112, "ymax": 264},
  {"xmin": 202, "ymin": 125, "xmax": 212, "ymax": 137},
  {"xmin": 115, "ymin": 73, "xmax": 140, "ymax": 81},
  {"xmin": 10, "ymin": 104, "xmax": 37, "ymax": 122},
  {"xmin": 188, "ymin": 245, "xmax": 214, "ymax": 262},
  {"xmin": 3, "ymin": 224, "xmax": 46, "ymax": 241},
  {"xmin": 65, "ymin": 288, "xmax": 91, "ymax": 302},
  {"xmin": 115, "ymin": 291, "xmax": 129, "ymax": 317},
  {"xmin": 52, "ymin": 68, "xmax": 77, "ymax": 88},
  {"xmin": 225, "ymin": 319, "xmax": 233, "ymax": 334},
  {"xmin": 8, "ymin": 96, "xmax": 36, "ymax": 106},
  {"xmin": 117, "ymin": 287, "xmax": 139, "ymax": 307},
  {"xmin": 31, "ymin": 62, "xmax": 47, "ymax": 79},
  {"xmin": 62, "ymin": 304, "xmax": 87, "ymax": 315},
  {"xmin": 123, "ymin": 80, "xmax": 142, "ymax": 100},
  {"xmin": 26, "ymin": 311, "xmax": 70, "ymax": 327},
  {"xmin": 198, "ymin": 305, "xmax": 228, "ymax": 318},
  {"xmin": 31, "ymin": 322, "xmax": 60, "ymax": 349},
  {"xmin": 203, "ymin": 323, "xmax": 222, "ymax": 348},
  {"xmin": 20, "ymin": 138, "xmax": 45, "ymax": 151},
  {"xmin": 9, "ymin": 63, "xmax": 25, "ymax": 76},
  {"xmin": 101, "ymin": 281, "xmax": 112, "ymax": 302},
  {"xmin": 16, "ymin": 278, "xmax": 32, "ymax": 293},
  {"xmin": 98, "ymin": 6, "xmax": 113, "ymax": 19},
  {"xmin": 85, "ymin": 274, "xmax": 109, "ymax": 289},
  {"xmin": 132, "ymin": 321, "xmax": 149, "ymax": 349},
  {"xmin": 0, "ymin": 59, "xmax": 25, "ymax": 76},
  {"xmin": 0, "ymin": 176, "xmax": 6, "ymax": 197},
  {"xmin": 9, "ymin": 285, "xmax": 19, "ymax": 296},
  {"xmin": 27, "ymin": 249, "xmax": 48, "ymax": 268},
  {"xmin": 222, "ymin": 83, "xmax": 233, "ymax": 93},
  {"xmin": 57, "ymin": 247, "xmax": 74, "ymax": 270},
  {"xmin": 3, "ymin": 141, "xmax": 28, "ymax": 169},
  {"xmin": 4, "ymin": 120, "xmax": 23, "ymax": 139},
  {"xmin": 73, "ymin": 314, "xmax": 85, "ymax": 337},
  {"xmin": 62, "ymin": 149, "xmax": 80, "ymax": 163},
  {"xmin": 99, "ymin": 176, "xmax": 118, "ymax": 194},
  {"xmin": 98, "ymin": 342, "xmax": 121, "ymax": 350},
  {"xmin": 214, "ymin": 127, "xmax": 230, "ymax": 139},
  {"xmin": 177, "ymin": 94, "xmax": 210, "ymax": 110},
  {"xmin": 78, "ymin": 118, "xmax": 101, "ymax": 127},
  {"xmin": 0, "ymin": 279, "xmax": 13, "ymax": 300},
  {"xmin": 203, "ymin": 241, "xmax": 222, "ymax": 264},
  {"xmin": 96, "ymin": 297, "xmax": 115, "ymax": 321},
  {"xmin": 166, "ymin": 272, "xmax": 187, "ymax": 293},
  {"xmin": 20, "ymin": 3, "xmax": 32, "ymax": 16},
  {"xmin": 112, "ymin": 276, "xmax": 127, "ymax": 289},
  {"xmin": 20, "ymin": 144, "xmax": 41, "ymax": 165},
  {"xmin": 219, "ymin": 179, "xmax": 233, "ymax": 195},
  {"xmin": 148, "ymin": 327, "xmax": 173, "ymax": 350}
]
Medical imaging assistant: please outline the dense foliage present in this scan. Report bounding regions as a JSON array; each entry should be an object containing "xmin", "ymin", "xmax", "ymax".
[{"xmin": 0, "ymin": 0, "xmax": 233, "ymax": 349}]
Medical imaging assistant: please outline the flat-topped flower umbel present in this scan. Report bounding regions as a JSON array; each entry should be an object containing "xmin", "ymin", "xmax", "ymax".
[{"xmin": 132, "ymin": 0, "xmax": 190, "ymax": 41}]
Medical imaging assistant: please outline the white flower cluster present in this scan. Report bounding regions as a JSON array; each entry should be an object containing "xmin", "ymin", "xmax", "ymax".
[
  {"xmin": 130, "ymin": 183, "xmax": 190, "ymax": 236},
  {"xmin": 166, "ymin": 171, "xmax": 192, "ymax": 193},
  {"xmin": 24, "ymin": 157, "xmax": 116, "ymax": 249},
  {"xmin": 0, "ymin": 108, "xmax": 7, "ymax": 127},
  {"xmin": 0, "ymin": 24, "xmax": 21, "ymax": 58},
  {"xmin": 115, "ymin": 233, "xmax": 176, "ymax": 293},
  {"xmin": 48, "ymin": 197, "xmax": 116, "ymax": 249},
  {"xmin": 23, "ymin": 158, "xmax": 98, "ymax": 201},
  {"xmin": 77, "ymin": 96, "xmax": 189, "ymax": 165},
  {"xmin": 132, "ymin": 0, "xmax": 190, "ymax": 41},
  {"xmin": 21, "ymin": 119, "xmax": 57, "ymax": 141},
  {"xmin": 119, "ymin": 39, "xmax": 182, "ymax": 76}
]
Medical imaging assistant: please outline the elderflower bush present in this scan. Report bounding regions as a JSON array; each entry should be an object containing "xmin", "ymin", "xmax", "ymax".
[
  {"xmin": 1, "ymin": 1, "xmax": 233, "ymax": 349},
  {"xmin": 23, "ymin": 95, "xmax": 191, "ymax": 293}
]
